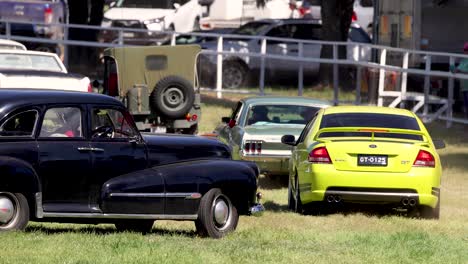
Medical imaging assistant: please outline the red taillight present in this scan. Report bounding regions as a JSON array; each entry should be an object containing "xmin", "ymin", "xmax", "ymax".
[
  {"xmin": 243, "ymin": 141, "xmax": 262, "ymax": 155},
  {"xmin": 44, "ymin": 5, "xmax": 53, "ymax": 24},
  {"xmin": 413, "ymin": 150, "xmax": 435, "ymax": 167},
  {"xmin": 185, "ymin": 113, "xmax": 192, "ymax": 121},
  {"xmin": 351, "ymin": 11, "xmax": 357, "ymax": 21},
  {"xmin": 308, "ymin": 147, "xmax": 332, "ymax": 164},
  {"xmin": 87, "ymin": 83, "xmax": 93, "ymax": 93},
  {"xmin": 191, "ymin": 114, "xmax": 198, "ymax": 121}
]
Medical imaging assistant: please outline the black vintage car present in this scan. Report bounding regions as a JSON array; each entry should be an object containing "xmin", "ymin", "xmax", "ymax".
[{"xmin": 0, "ymin": 89, "xmax": 263, "ymax": 238}]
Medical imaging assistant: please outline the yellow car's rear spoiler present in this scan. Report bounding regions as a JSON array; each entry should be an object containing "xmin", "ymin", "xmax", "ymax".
[{"xmin": 314, "ymin": 127, "xmax": 429, "ymax": 143}]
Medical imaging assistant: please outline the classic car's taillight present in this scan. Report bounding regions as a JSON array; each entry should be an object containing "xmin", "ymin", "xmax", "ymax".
[
  {"xmin": 244, "ymin": 140, "xmax": 262, "ymax": 155},
  {"xmin": 308, "ymin": 147, "xmax": 332, "ymax": 164},
  {"xmin": 413, "ymin": 150, "xmax": 435, "ymax": 167}
]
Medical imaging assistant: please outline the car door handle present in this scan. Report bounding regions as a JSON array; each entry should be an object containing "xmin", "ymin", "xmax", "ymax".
[
  {"xmin": 90, "ymin": 148, "xmax": 105, "ymax": 153},
  {"xmin": 77, "ymin": 147, "xmax": 92, "ymax": 152}
]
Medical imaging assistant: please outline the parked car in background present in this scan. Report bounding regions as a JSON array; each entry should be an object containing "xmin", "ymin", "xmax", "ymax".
[
  {"xmin": 0, "ymin": 50, "xmax": 91, "ymax": 92},
  {"xmin": 198, "ymin": 19, "xmax": 371, "ymax": 89},
  {"xmin": 0, "ymin": 0, "xmax": 67, "ymax": 55},
  {"xmin": 214, "ymin": 96, "xmax": 330, "ymax": 177},
  {"xmin": 100, "ymin": 0, "xmax": 204, "ymax": 44},
  {"xmin": 101, "ymin": 45, "xmax": 200, "ymax": 134},
  {"xmin": 0, "ymin": 89, "xmax": 263, "ymax": 238},
  {"xmin": 294, "ymin": 0, "xmax": 374, "ymax": 31},
  {"xmin": 0, "ymin": 39, "xmax": 27, "ymax": 50},
  {"xmin": 282, "ymin": 106, "xmax": 444, "ymax": 218},
  {"xmin": 199, "ymin": 0, "xmax": 291, "ymax": 30}
]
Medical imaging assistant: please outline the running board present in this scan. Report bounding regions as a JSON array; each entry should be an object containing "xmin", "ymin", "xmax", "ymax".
[{"xmin": 42, "ymin": 212, "xmax": 198, "ymax": 220}]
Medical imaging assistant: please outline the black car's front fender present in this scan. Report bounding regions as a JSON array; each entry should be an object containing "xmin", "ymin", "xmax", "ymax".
[{"xmin": 100, "ymin": 159, "xmax": 259, "ymax": 216}]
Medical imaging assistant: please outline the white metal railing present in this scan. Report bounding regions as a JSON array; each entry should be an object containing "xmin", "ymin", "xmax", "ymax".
[{"xmin": 1, "ymin": 20, "xmax": 468, "ymax": 127}]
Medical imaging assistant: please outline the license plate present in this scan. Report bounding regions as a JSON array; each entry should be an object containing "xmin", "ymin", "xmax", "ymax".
[
  {"xmin": 151, "ymin": 126, "xmax": 166, "ymax": 134},
  {"xmin": 123, "ymin": 32, "xmax": 135, "ymax": 38},
  {"xmin": 357, "ymin": 155, "xmax": 388, "ymax": 166}
]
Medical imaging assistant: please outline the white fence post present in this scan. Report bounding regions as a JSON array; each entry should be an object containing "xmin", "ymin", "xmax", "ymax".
[
  {"xmin": 333, "ymin": 44, "xmax": 339, "ymax": 105},
  {"xmin": 377, "ymin": 48, "xmax": 387, "ymax": 106},
  {"xmin": 447, "ymin": 56, "xmax": 455, "ymax": 128},
  {"xmin": 170, "ymin": 33, "xmax": 176, "ymax": 46},
  {"xmin": 259, "ymin": 38, "xmax": 267, "ymax": 96},
  {"xmin": 400, "ymin": 52, "xmax": 409, "ymax": 108},
  {"xmin": 423, "ymin": 55, "xmax": 432, "ymax": 116},
  {"xmin": 216, "ymin": 36, "xmax": 223, "ymax": 99},
  {"xmin": 298, "ymin": 42, "xmax": 304, "ymax": 96}
]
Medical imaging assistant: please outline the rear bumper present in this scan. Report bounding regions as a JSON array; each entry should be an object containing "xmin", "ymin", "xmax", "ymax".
[
  {"xmin": 299, "ymin": 165, "xmax": 441, "ymax": 208},
  {"xmin": 241, "ymin": 154, "xmax": 289, "ymax": 176}
]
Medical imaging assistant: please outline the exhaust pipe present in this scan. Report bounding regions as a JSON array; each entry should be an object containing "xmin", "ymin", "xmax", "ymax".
[
  {"xmin": 408, "ymin": 199, "xmax": 416, "ymax": 207},
  {"xmin": 326, "ymin": 195, "xmax": 335, "ymax": 203},
  {"xmin": 401, "ymin": 198, "xmax": 409, "ymax": 206},
  {"xmin": 334, "ymin": 195, "xmax": 342, "ymax": 203}
]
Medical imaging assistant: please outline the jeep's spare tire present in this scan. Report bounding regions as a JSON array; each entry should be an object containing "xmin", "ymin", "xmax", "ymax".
[{"xmin": 150, "ymin": 76, "xmax": 195, "ymax": 119}]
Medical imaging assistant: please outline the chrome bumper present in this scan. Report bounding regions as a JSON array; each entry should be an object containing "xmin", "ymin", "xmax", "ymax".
[{"xmin": 241, "ymin": 154, "xmax": 290, "ymax": 176}]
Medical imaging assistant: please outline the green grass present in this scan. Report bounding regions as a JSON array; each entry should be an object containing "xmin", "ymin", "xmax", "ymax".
[{"xmin": 1, "ymin": 100, "xmax": 467, "ymax": 264}]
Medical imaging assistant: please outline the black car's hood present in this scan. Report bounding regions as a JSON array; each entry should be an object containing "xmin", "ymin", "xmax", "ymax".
[{"xmin": 142, "ymin": 133, "xmax": 231, "ymax": 167}]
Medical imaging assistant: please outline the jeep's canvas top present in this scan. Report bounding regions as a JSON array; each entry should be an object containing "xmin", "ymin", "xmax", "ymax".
[{"xmin": 103, "ymin": 45, "xmax": 200, "ymax": 97}]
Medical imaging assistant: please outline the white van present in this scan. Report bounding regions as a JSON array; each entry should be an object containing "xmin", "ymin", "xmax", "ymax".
[{"xmin": 101, "ymin": 0, "xmax": 204, "ymax": 34}]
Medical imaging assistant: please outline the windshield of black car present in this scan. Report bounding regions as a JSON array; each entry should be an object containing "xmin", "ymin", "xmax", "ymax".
[
  {"xmin": 115, "ymin": 0, "xmax": 175, "ymax": 8},
  {"xmin": 319, "ymin": 113, "xmax": 422, "ymax": 140},
  {"xmin": 245, "ymin": 105, "xmax": 320, "ymax": 126},
  {"xmin": 0, "ymin": 53, "xmax": 63, "ymax": 72},
  {"xmin": 232, "ymin": 22, "xmax": 271, "ymax": 36}
]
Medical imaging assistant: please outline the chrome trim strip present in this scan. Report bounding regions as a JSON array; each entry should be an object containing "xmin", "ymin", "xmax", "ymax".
[
  {"xmin": 109, "ymin": 192, "xmax": 202, "ymax": 199},
  {"xmin": 35, "ymin": 192, "xmax": 43, "ymax": 218},
  {"xmin": 327, "ymin": 191, "xmax": 419, "ymax": 198},
  {"xmin": 42, "ymin": 212, "xmax": 198, "ymax": 220}
]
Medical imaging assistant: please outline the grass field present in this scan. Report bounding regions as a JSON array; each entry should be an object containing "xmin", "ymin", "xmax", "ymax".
[{"xmin": 2, "ymin": 97, "xmax": 467, "ymax": 264}]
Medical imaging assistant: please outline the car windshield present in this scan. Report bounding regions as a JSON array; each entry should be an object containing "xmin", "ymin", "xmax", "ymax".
[
  {"xmin": 232, "ymin": 22, "xmax": 271, "ymax": 36},
  {"xmin": 246, "ymin": 104, "xmax": 320, "ymax": 126},
  {"xmin": 0, "ymin": 53, "xmax": 62, "ymax": 72},
  {"xmin": 319, "ymin": 113, "xmax": 422, "ymax": 140},
  {"xmin": 115, "ymin": 0, "xmax": 174, "ymax": 8}
]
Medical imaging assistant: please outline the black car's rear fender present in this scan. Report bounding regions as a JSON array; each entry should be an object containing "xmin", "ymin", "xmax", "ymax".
[{"xmin": 0, "ymin": 156, "xmax": 41, "ymax": 217}]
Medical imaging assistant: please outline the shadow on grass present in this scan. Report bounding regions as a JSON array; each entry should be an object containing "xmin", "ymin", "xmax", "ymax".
[
  {"xmin": 302, "ymin": 203, "xmax": 415, "ymax": 218},
  {"xmin": 26, "ymin": 224, "xmax": 197, "ymax": 237},
  {"xmin": 263, "ymin": 201, "xmax": 289, "ymax": 212},
  {"xmin": 258, "ymin": 175, "xmax": 288, "ymax": 190}
]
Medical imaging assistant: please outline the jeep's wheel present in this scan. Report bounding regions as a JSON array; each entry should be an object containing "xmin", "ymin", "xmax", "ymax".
[
  {"xmin": 114, "ymin": 220, "xmax": 154, "ymax": 233},
  {"xmin": 0, "ymin": 192, "xmax": 29, "ymax": 231},
  {"xmin": 222, "ymin": 60, "xmax": 247, "ymax": 89},
  {"xmin": 195, "ymin": 188, "xmax": 238, "ymax": 238},
  {"xmin": 150, "ymin": 76, "xmax": 195, "ymax": 119}
]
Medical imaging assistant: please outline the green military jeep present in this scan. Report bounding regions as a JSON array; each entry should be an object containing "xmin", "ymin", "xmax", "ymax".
[{"xmin": 101, "ymin": 45, "xmax": 201, "ymax": 134}]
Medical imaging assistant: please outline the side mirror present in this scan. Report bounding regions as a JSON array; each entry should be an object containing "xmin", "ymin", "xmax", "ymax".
[
  {"xmin": 433, "ymin": 139, "xmax": 446, "ymax": 149},
  {"xmin": 173, "ymin": 3, "xmax": 181, "ymax": 10},
  {"xmin": 281, "ymin": 135, "xmax": 296, "ymax": 146},
  {"xmin": 221, "ymin": 117, "xmax": 230, "ymax": 123},
  {"xmin": 228, "ymin": 119, "xmax": 236, "ymax": 128}
]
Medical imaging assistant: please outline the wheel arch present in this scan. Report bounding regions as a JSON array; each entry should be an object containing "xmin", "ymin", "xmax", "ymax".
[{"xmin": 0, "ymin": 157, "xmax": 41, "ymax": 218}]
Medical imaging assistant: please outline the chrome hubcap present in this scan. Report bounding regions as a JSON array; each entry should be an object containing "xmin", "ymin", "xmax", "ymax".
[
  {"xmin": 0, "ymin": 196, "xmax": 15, "ymax": 224},
  {"xmin": 213, "ymin": 198, "xmax": 229, "ymax": 226},
  {"xmin": 223, "ymin": 67, "xmax": 243, "ymax": 88}
]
